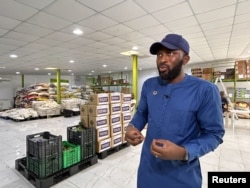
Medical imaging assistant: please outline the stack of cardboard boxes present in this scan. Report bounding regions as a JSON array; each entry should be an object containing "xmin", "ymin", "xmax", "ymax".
[{"xmin": 79, "ymin": 92, "xmax": 132, "ymax": 154}]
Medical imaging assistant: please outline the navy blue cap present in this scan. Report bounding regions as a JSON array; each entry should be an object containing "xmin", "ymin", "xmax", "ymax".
[{"xmin": 150, "ymin": 34, "xmax": 190, "ymax": 55}]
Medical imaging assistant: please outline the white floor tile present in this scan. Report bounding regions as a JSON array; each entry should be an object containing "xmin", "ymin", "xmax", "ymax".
[{"xmin": 0, "ymin": 116, "xmax": 249, "ymax": 188}]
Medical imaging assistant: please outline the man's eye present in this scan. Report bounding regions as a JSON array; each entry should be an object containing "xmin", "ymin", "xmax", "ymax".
[
  {"xmin": 157, "ymin": 53, "xmax": 163, "ymax": 57},
  {"xmin": 167, "ymin": 52, "xmax": 174, "ymax": 56}
]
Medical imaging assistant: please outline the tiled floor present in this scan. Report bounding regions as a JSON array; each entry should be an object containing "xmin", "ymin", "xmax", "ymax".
[{"xmin": 0, "ymin": 115, "xmax": 249, "ymax": 188}]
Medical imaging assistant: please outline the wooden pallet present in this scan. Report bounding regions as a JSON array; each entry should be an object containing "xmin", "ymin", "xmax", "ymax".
[{"xmin": 15, "ymin": 155, "xmax": 98, "ymax": 188}]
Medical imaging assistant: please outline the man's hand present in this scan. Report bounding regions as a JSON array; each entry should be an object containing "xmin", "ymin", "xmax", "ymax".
[
  {"xmin": 150, "ymin": 139, "xmax": 186, "ymax": 160},
  {"xmin": 125, "ymin": 125, "xmax": 145, "ymax": 146}
]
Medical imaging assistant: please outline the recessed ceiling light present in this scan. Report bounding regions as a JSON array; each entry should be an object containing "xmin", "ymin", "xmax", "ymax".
[
  {"xmin": 68, "ymin": 70, "xmax": 72, "ymax": 72},
  {"xmin": 73, "ymin": 28, "xmax": 83, "ymax": 35},
  {"xmin": 132, "ymin": 46, "xmax": 138, "ymax": 50},
  {"xmin": 124, "ymin": 67, "xmax": 128, "ymax": 70},
  {"xmin": 69, "ymin": 60, "xmax": 75, "ymax": 63},
  {"xmin": 103, "ymin": 64, "xmax": 107, "ymax": 68},
  {"xmin": 10, "ymin": 54, "xmax": 18, "ymax": 58},
  {"xmin": 34, "ymin": 68, "xmax": 39, "ymax": 71},
  {"xmin": 16, "ymin": 72, "xmax": 20, "ymax": 74},
  {"xmin": 48, "ymin": 73, "xmax": 51, "ymax": 75},
  {"xmin": 91, "ymin": 70, "xmax": 95, "ymax": 73}
]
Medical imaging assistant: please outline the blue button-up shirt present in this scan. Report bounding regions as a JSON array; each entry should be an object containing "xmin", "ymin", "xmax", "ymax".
[{"xmin": 130, "ymin": 75, "xmax": 225, "ymax": 188}]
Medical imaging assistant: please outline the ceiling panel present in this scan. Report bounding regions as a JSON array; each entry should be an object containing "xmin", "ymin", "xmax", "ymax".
[
  {"xmin": 0, "ymin": 0, "xmax": 38, "ymax": 20},
  {"xmin": 0, "ymin": 0, "xmax": 250, "ymax": 76},
  {"xmin": 27, "ymin": 12, "xmax": 71, "ymax": 30},
  {"xmin": 44, "ymin": 0, "xmax": 96, "ymax": 22}
]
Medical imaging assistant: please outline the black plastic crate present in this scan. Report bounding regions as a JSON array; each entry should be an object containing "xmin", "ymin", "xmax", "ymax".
[
  {"xmin": 81, "ymin": 142, "xmax": 96, "ymax": 160},
  {"xmin": 26, "ymin": 131, "xmax": 62, "ymax": 159},
  {"xmin": 63, "ymin": 109, "xmax": 73, "ymax": 117},
  {"xmin": 67, "ymin": 126, "xmax": 96, "ymax": 160},
  {"xmin": 27, "ymin": 154, "xmax": 62, "ymax": 178}
]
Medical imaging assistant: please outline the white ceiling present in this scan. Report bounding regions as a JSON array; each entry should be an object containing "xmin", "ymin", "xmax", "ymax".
[{"xmin": 0, "ymin": 0, "xmax": 250, "ymax": 76}]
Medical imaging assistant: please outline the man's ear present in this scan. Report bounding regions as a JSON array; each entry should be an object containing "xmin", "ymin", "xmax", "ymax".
[{"xmin": 183, "ymin": 55, "xmax": 190, "ymax": 65}]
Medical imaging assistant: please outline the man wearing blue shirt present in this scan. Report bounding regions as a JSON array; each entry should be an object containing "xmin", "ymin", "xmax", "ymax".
[{"xmin": 125, "ymin": 34, "xmax": 225, "ymax": 188}]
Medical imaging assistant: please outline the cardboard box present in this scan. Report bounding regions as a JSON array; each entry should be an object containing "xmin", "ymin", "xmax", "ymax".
[
  {"xmin": 110, "ymin": 124, "xmax": 122, "ymax": 137},
  {"xmin": 122, "ymin": 122, "xmax": 129, "ymax": 133},
  {"xmin": 80, "ymin": 104, "xmax": 88, "ymax": 116},
  {"xmin": 88, "ymin": 115, "xmax": 109, "ymax": 128},
  {"xmin": 121, "ymin": 103, "xmax": 131, "ymax": 113},
  {"xmin": 109, "ymin": 92, "xmax": 121, "ymax": 103},
  {"xmin": 88, "ymin": 93, "xmax": 109, "ymax": 105},
  {"xmin": 121, "ymin": 87, "xmax": 131, "ymax": 94},
  {"xmin": 110, "ymin": 113, "xmax": 121, "ymax": 126},
  {"xmin": 122, "ymin": 133, "xmax": 127, "ymax": 143},
  {"xmin": 88, "ymin": 104, "xmax": 109, "ymax": 116},
  {"xmin": 111, "ymin": 134, "xmax": 122, "ymax": 148},
  {"xmin": 80, "ymin": 115, "xmax": 88, "ymax": 127},
  {"xmin": 97, "ymin": 138, "xmax": 111, "ymax": 153},
  {"xmin": 96, "ymin": 126, "xmax": 110, "ymax": 141},
  {"xmin": 110, "ymin": 103, "xmax": 121, "ymax": 114},
  {"xmin": 121, "ymin": 93, "xmax": 131, "ymax": 103},
  {"xmin": 122, "ymin": 112, "xmax": 132, "ymax": 124}
]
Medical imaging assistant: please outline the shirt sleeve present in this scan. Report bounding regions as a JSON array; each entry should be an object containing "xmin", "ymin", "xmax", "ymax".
[
  {"xmin": 129, "ymin": 80, "xmax": 149, "ymax": 131},
  {"xmin": 183, "ymin": 84, "xmax": 225, "ymax": 162}
]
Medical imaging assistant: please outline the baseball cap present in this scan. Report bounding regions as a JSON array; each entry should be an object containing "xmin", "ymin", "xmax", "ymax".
[{"xmin": 150, "ymin": 34, "xmax": 189, "ymax": 55}]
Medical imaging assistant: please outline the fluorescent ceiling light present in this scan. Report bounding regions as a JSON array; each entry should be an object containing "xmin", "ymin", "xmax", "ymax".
[
  {"xmin": 120, "ymin": 50, "xmax": 139, "ymax": 56},
  {"xmin": 45, "ymin": 67, "xmax": 58, "ymax": 70}
]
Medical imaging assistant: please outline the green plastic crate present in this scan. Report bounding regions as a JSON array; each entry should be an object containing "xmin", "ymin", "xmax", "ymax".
[{"xmin": 62, "ymin": 141, "xmax": 81, "ymax": 168}]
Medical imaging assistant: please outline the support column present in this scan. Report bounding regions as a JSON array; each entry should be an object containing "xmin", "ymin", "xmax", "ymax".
[
  {"xmin": 56, "ymin": 69, "xmax": 61, "ymax": 104},
  {"xmin": 21, "ymin": 74, "xmax": 24, "ymax": 88},
  {"xmin": 132, "ymin": 55, "xmax": 138, "ymax": 105}
]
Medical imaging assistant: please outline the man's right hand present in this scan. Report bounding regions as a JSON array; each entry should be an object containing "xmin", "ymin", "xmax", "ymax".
[{"xmin": 125, "ymin": 125, "xmax": 145, "ymax": 146}]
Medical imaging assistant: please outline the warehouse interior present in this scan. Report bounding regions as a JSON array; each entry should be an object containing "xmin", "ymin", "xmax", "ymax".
[{"xmin": 0, "ymin": 1, "xmax": 250, "ymax": 188}]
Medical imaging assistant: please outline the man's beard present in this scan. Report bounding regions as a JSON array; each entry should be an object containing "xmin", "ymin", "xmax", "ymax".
[{"xmin": 158, "ymin": 59, "xmax": 183, "ymax": 82}]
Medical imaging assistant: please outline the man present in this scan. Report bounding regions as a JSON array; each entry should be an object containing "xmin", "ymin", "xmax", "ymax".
[{"xmin": 125, "ymin": 34, "xmax": 225, "ymax": 188}]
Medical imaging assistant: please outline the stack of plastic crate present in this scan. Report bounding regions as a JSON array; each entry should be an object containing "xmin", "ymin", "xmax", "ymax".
[
  {"xmin": 26, "ymin": 131, "xmax": 62, "ymax": 178},
  {"xmin": 67, "ymin": 125, "xmax": 96, "ymax": 160}
]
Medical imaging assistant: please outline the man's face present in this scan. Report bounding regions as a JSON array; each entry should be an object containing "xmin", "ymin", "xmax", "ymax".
[{"xmin": 156, "ymin": 48, "xmax": 185, "ymax": 82}]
